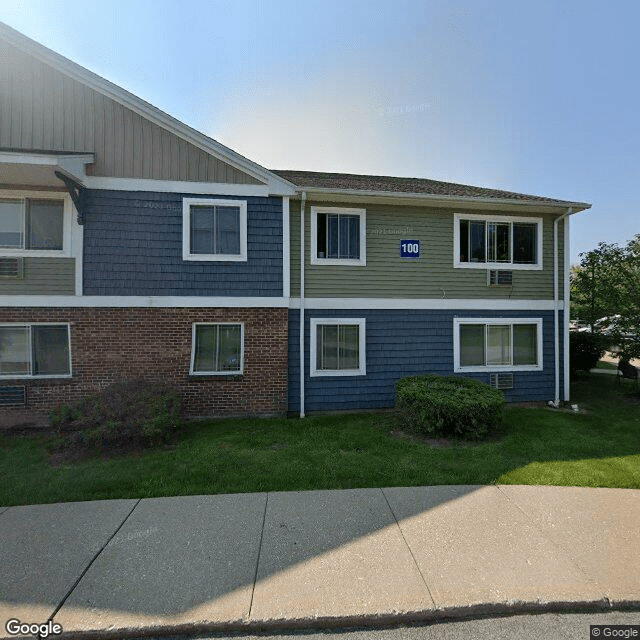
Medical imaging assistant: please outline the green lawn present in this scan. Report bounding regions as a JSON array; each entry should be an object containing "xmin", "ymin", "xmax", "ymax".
[
  {"xmin": 595, "ymin": 360, "xmax": 618, "ymax": 370},
  {"xmin": 1, "ymin": 373, "xmax": 639, "ymax": 506}
]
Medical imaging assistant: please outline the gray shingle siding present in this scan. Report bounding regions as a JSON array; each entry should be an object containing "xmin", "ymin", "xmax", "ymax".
[
  {"xmin": 288, "ymin": 309, "xmax": 564, "ymax": 412},
  {"xmin": 83, "ymin": 190, "xmax": 283, "ymax": 296}
]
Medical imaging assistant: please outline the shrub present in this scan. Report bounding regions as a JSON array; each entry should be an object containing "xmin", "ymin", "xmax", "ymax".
[
  {"xmin": 569, "ymin": 331, "xmax": 607, "ymax": 372},
  {"xmin": 395, "ymin": 374, "xmax": 505, "ymax": 440},
  {"xmin": 50, "ymin": 378, "xmax": 182, "ymax": 454}
]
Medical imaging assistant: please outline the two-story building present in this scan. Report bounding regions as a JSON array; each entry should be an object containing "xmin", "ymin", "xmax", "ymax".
[{"xmin": 0, "ymin": 22, "xmax": 590, "ymax": 418}]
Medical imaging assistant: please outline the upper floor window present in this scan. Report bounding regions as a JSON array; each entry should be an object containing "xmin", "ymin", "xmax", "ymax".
[
  {"xmin": 0, "ymin": 323, "xmax": 71, "ymax": 378},
  {"xmin": 0, "ymin": 198, "xmax": 65, "ymax": 252},
  {"xmin": 454, "ymin": 213, "xmax": 543, "ymax": 270},
  {"xmin": 182, "ymin": 198, "xmax": 247, "ymax": 262},
  {"xmin": 310, "ymin": 207, "xmax": 366, "ymax": 266}
]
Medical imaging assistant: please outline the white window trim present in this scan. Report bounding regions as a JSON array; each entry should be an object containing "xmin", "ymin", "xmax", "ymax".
[
  {"xmin": 0, "ymin": 322, "xmax": 72, "ymax": 379},
  {"xmin": 453, "ymin": 212, "xmax": 543, "ymax": 271},
  {"xmin": 182, "ymin": 198, "xmax": 248, "ymax": 262},
  {"xmin": 453, "ymin": 317, "xmax": 543, "ymax": 373},
  {"xmin": 0, "ymin": 192, "xmax": 73, "ymax": 258},
  {"xmin": 310, "ymin": 317, "xmax": 366, "ymax": 377},
  {"xmin": 189, "ymin": 322, "xmax": 245, "ymax": 376},
  {"xmin": 310, "ymin": 206, "xmax": 366, "ymax": 266}
]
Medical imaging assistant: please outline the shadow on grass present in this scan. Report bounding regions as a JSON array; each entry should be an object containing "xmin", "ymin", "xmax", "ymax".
[{"xmin": 0, "ymin": 373, "xmax": 638, "ymax": 622}]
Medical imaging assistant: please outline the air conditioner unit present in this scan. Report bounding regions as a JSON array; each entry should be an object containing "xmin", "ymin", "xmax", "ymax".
[
  {"xmin": 0, "ymin": 257, "xmax": 24, "ymax": 278},
  {"xmin": 0, "ymin": 386, "xmax": 26, "ymax": 406},
  {"xmin": 487, "ymin": 269, "xmax": 513, "ymax": 286},
  {"xmin": 490, "ymin": 373, "xmax": 514, "ymax": 390}
]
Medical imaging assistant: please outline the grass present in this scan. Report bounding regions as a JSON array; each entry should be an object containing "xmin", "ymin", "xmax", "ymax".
[
  {"xmin": 595, "ymin": 359, "xmax": 618, "ymax": 370},
  {"xmin": 1, "ymin": 373, "xmax": 639, "ymax": 506}
]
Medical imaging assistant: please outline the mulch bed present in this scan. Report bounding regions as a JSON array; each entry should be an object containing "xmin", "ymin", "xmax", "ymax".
[{"xmin": 0, "ymin": 410, "xmax": 53, "ymax": 437}]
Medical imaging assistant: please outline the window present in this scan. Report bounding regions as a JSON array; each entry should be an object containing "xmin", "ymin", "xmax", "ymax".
[
  {"xmin": 0, "ymin": 324, "xmax": 71, "ymax": 378},
  {"xmin": 0, "ymin": 198, "xmax": 65, "ymax": 252},
  {"xmin": 190, "ymin": 323, "xmax": 244, "ymax": 375},
  {"xmin": 455, "ymin": 214, "xmax": 542, "ymax": 269},
  {"xmin": 310, "ymin": 318, "xmax": 366, "ymax": 376},
  {"xmin": 310, "ymin": 207, "xmax": 366, "ymax": 266},
  {"xmin": 182, "ymin": 198, "xmax": 247, "ymax": 261},
  {"xmin": 454, "ymin": 318, "xmax": 542, "ymax": 372}
]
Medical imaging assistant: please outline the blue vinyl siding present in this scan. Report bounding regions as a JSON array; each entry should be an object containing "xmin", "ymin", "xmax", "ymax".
[
  {"xmin": 288, "ymin": 309, "xmax": 564, "ymax": 412},
  {"xmin": 82, "ymin": 190, "xmax": 283, "ymax": 296}
]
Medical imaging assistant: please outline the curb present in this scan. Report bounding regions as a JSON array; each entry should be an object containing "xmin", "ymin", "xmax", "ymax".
[{"xmin": 49, "ymin": 598, "xmax": 640, "ymax": 640}]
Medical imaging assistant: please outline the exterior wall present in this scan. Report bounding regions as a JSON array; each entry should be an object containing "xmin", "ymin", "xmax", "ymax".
[
  {"xmin": 288, "ymin": 308, "xmax": 563, "ymax": 413},
  {"xmin": 0, "ymin": 307, "xmax": 288, "ymax": 417},
  {"xmin": 290, "ymin": 200, "xmax": 565, "ymax": 300},
  {"xmin": 0, "ymin": 39, "xmax": 261, "ymax": 184},
  {"xmin": 83, "ymin": 190, "xmax": 283, "ymax": 296},
  {"xmin": 0, "ymin": 257, "xmax": 75, "ymax": 294}
]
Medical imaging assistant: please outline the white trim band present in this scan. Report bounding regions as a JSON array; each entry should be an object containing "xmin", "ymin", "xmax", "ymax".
[
  {"xmin": 289, "ymin": 298, "xmax": 563, "ymax": 310},
  {"xmin": 0, "ymin": 296, "xmax": 289, "ymax": 308},
  {"xmin": 83, "ymin": 177, "xmax": 271, "ymax": 197}
]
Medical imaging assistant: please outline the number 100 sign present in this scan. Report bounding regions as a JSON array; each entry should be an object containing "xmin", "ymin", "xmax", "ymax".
[{"xmin": 400, "ymin": 240, "xmax": 421, "ymax": 259}]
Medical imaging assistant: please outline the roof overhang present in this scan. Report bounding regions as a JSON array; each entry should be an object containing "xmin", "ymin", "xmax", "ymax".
[
  {"xmin": 291, "ymin": 187, "xmax": 591, "ymax": 214},
  {"xmin": 0, "ymin": 22, "xmax": 297, "ymax": 197},
  {"xmin": 0, "ymin": 151, "xmax": 94, "ymax": 189}
]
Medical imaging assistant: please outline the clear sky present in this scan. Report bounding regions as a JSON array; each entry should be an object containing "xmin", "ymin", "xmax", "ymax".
[{"xmin": 1, "ymin": 0, "xmax": 638, "ymax": 264}]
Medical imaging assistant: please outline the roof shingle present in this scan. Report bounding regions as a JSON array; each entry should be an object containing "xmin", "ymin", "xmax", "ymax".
[{"xmin": 271, "ymin": 169, "xmax": 588, "ymax": 207}]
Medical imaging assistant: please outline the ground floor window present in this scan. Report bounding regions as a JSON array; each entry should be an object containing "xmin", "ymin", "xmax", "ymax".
[
  {"xmin": 454, "ymin": 318, "xmax": 542, "ymax": 371},
  {"xmin": 190, "ymin": 323, "xmax": 244, "ymax": 375},
  {"xmin": 0, "ymin": 323, "xmax": 71, "ymax": 377},
  {"xmin": 310, "ymin": 318, "xmax": 366, "ymax": 376}
]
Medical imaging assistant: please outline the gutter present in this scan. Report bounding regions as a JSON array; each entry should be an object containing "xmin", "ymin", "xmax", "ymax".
[
  {"xmin": 299, "ymin": 191, "xmax": 307, "ymax": 418},
  {"xmin": 553, "ymin": 207, "xmax": 575, "ymax": 405},
  {"xmin": 294, "ymin": 186, "xmax": 591, "ymax": 212}
]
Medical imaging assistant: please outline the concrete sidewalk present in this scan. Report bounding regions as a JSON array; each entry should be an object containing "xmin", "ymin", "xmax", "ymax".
[{"xmin": 1, "ymin": 485, "xmax": 639, "ymax": 639}]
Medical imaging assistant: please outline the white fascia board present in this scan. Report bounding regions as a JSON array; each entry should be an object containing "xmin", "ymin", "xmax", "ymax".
[
  {"xmin": 0, "ymin": 296, "xmax": 289, "ymax": 308},
  {"xmin": 0, "ymin": 151, "xmax": 94, "ymax": 181},
  {"xmin": 289, "ymin": 298, "xmax": 563, "ymax": 311},
  {"xmin": 81, "ymin": 177, "xmax": 271, "ymax": 196},
  {"xmin": 295, "ymin": 188, "xmax": 591, "ymax": 214},
  {"xmin": 0, "ymin": 23, "xmax": 296, "ymax": 196}
]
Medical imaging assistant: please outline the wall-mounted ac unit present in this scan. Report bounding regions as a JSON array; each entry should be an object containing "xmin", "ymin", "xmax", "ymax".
[
  {"xmin": 490, "ymin": 373, "xmax": 514, "ymax": 390},
  {"xmin": 487, "ymin": 269, "xmax": 513, "ymax": 286},
  {"xmin": 0, "ymin": 257, "xmax": 24, "ymax": 278},
  {"xmin": 0, "ymin": 386, "xmax": 26, "ymax": 406}
]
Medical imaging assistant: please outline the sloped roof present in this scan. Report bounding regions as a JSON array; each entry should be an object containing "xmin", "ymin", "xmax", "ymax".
[
  {"xmin": 0, "ymin": 21, "xmax": 296, "ymax": 194},
  {"xmin": 272, "ymin": 170, "xmax": 590, "ymax": 210}
]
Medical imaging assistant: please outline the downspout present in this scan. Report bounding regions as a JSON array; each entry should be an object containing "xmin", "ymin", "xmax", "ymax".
[
  {"xmin": 553, "ymin": 207, "xmax": 573, "ymax": 406},
  {"xmin": 299, "ymin": 191, "xmax": 307, "ymax": 418}
]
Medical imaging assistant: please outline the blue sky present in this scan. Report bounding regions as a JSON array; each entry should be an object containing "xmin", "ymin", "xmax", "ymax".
[{"xmin": 1, "ymin": 0, "xmax": 638, "ymax": 264}]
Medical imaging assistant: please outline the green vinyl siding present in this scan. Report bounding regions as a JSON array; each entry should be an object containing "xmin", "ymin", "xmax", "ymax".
[
  {"xmin": 290, "ymin": 201, "xmax": 564, "ymax": 300},
  {"xmin": 0, "ymin": 257, "xmax": 75, "ymax": 294}
]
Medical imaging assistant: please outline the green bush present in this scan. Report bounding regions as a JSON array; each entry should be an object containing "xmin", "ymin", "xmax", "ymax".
[
  {"xmin": 569, "ymin": 331, "xmax": 607, "ymax": 372},
  {"xmin": 395, "ymin": 374, "xmax": 505, "ymax": 440},
  {"xmin": 50, "ymin": 378, "xmax": 182, "ymax": 453}
]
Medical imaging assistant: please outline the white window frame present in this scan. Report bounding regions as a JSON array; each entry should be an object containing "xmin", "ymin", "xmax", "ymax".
[
  {"xmin": 0, "ymin": 322, "xmax": 72, "ymax": 379},
  {"xmin": 453, "ymin": 317, "xmax": 543, "ymax": 372},
  {"xmin": 182, "ymin": 198, "xmax": 248, "ymax": 262},
  {"xmin": 310, "ymin": 206, "xmax": 366, "ymax": 266},
  {"xmin": 310, "ymin": 317, "xmax": 366, "ymax": 377},
  {"xmin": 0, "ymin": 192, "xmax": 73, "ymax": 258},
  {"xmin": 453, "ymin": 213, "xmax": 543, "ymax": 270},
  {"xmin": 189, "ymin": 322, "xmax": 244, "ymax": 376}
]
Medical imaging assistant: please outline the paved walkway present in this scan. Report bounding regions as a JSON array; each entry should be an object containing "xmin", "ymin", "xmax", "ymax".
[{"xmin": 1, "ymin": 485, "xmax": 639, "ymax": 639}]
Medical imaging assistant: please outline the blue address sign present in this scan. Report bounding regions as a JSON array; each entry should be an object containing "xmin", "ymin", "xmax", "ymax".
[{"xmin": 400, "ymin": 240, "xmax": 421, "ymax": 259}]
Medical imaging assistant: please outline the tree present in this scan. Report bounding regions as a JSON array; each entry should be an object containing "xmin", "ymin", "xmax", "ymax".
[{"xmin": 571, "ymin": 234, "xmax": 640, "ymax": 360}]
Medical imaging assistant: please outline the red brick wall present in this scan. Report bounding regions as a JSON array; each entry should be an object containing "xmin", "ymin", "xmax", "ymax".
[{"xmin": 0, "ymin": 307, "xmax": 288, "ymax": 417}]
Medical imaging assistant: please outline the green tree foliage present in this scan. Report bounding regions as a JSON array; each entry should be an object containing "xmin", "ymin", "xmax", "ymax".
[{"xmin": 571, "ymin": 234, "xmax": 640, "ymax": 359}]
